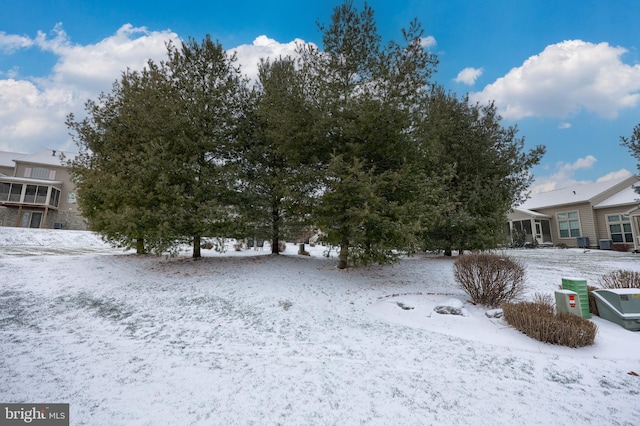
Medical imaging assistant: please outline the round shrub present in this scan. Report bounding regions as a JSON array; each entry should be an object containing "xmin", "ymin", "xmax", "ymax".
[{"xmin": 453, "ymin": 253, "xmax": 526, "ymax": 308}]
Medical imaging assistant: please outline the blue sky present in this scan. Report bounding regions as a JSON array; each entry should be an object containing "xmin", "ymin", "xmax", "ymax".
[{"xmin": 1, "ymin": 0, "xmax": 639, "ymax": 193}]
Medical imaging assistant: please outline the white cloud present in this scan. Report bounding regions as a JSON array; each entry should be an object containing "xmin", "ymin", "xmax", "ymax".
[
  {"xmin": 230, "ymin": 35, "xmax": 314, "ymax": 82},
  {"xmin": 558, "ymin": 122, "xmax": 571, "ymax": 129},
  {"xmin": 454, "ymin": 67, "xmax": 483, "ymax": 85},
  {"xmin": 530, "ymin": 156, "xmax": 635, "ymax": 195},
  {"xmin": 530, "ymin": 155, "xmax": 598, "ymax": 193},
  {"xmin": 562, "ymin": 155, "xmax": 597, "ymax": 171},
  {"xmin": 0, "ymin": 32, "xmax": 34, "ymax": 53},
  {"xmin": 470, "ymin": 40, "xmax": 640, "ymax": 120},
  {"xmin": 0, "ymin": 24, "xmax": 179, "ymax": 153},
  {"xmin": 42, "ymin": 24, "xmax": 178, "ymax": 94},
  {"xmin": 0, "ymin": 28, "xmax": 319, "ymax": 154},
  {"xmin": 0, "ymin": 78, "xmax": 73, "ymax": 151},
  {"xmin": 420, "ymin": 36, "xmax": 436, "ymax": 49},
  {"xmin": 596, "ymin": 168, "xmax": 632, "ymax": 182}
]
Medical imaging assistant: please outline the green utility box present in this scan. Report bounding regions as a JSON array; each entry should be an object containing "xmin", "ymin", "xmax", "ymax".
[
  {"xmin": 592, "ymin": 289, "xmax": 640, "ymax": 331},
  {"xmin": 561, "ymin": 277, "xmax": 591, "ymax": 319}
]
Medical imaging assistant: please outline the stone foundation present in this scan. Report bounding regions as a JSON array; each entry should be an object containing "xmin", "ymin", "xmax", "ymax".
[{"xmin": 0, "ymin": 206, "xmax": 87, "ymax": 230}]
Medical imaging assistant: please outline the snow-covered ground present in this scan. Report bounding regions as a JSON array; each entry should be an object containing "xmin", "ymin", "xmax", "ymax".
[{"xmin": 1, "ymin": 227, "xmax": 639, "ymax": 425}]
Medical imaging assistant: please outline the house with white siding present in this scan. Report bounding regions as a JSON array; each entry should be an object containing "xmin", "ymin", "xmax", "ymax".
[{"xmin": 507, "ymin": 175, "xmax": 640, "ymax": 251}]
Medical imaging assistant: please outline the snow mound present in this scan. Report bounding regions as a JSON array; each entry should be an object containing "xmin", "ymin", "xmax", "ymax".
[{"xmin": 434, "ymin": 297, "xmax": 466, "ymax": 315}]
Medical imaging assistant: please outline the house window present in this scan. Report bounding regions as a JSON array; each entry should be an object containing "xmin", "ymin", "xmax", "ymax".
[
  {"xmin": 607, "ymin": 214, "xmax": 633, "ymax": 243},
  {"xmin": 557, "ymin": 211, "xmax": 581, "ymax": 238},
  {"xmin": 0, "ymin": 182, "xmax": 61, "ymax": 206},
  {"xmin": 50, "ymin": 188, "xmax": 60, "ymax": 207},
  {"xmin": 0, "ymin": 182, "xmax": 9, "ymax": 201},
  {"xmin": 36, "ymin": 186, "xmax": 48, "ymax": 204},
  {"xmin": 24, "ymin": 185, "xmax": 37, "ymax": 203},
  {"xmin": 31, "ymin": 167, "xmax": 50, "ymax": 179},
  {"xmin": 9, "ymin": 183, "xmax": 23, "ymax": 202}
]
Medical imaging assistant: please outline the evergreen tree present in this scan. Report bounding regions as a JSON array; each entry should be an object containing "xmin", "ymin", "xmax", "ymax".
[
  {"xmin": 237, "ymin": 57, "xmax": 318, "ymax": 253},
  {"xmin": 299, "ymin": 1, "xmax": 439, "ymax": 268},
  {"xmin": 162, "ymin": 36, "xmax": 247, "ymax": 258},
  {"xmin": 421, "ymin": 86, "xmax": 545, "ymax": 255},
  {"xmin": 68, "ymin": 36, "xmax": 246, "ymax": 258},
  {"xmin": 67, "ymin": 63, "xmax": 180, "ymax": 254},
  {"xmin": 67, "ymin": 2, "xmax": 544, "ymax": 264}
]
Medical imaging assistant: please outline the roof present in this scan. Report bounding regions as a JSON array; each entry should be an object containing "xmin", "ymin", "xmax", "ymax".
[
  {"xmin": 519, "ymin": 175, "xmax": 639, "ymax": 210},
  {"xmin": 0, "ymin": 175, "xmax": 63, "ymax": 185},
  {"xmin": 594, "ymin": 184, "xmax": 640, "ymax": 209},
  {"xmin": 13, "ymin": 149, "xmax": 78, "ymax": 167},
  {"xmin": 0, "ymin": 150, "xmax": 26, "ymax": 168},
  {"xmin": 509, "ymin": 207, "xmax": 551, "ymax": 219}
]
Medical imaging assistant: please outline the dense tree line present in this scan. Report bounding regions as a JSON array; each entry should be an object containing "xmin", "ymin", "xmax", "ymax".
[{"xmin": 67, "ymin": 1, "xmax": 544, "ymax": 267}]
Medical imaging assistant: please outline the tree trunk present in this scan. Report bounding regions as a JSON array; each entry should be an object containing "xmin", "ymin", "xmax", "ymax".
[
  {"xmin": 271, "ymin": 198, "xmax": 280, "ymax": 254},
  {"xmin": 444, "ymin": 249, "xmax": 452, "ymax": 256},
  {"xmin": 298, "ymin": 243, "xmax": 310, "ymax": 256},
  {"xmin": 135, "ymin": 237, "xmax": 145, "ymax": 255},
  {"xmin": 192, "ymin": 235, "xmax": 201, "ymax": 259},
  {"xmin": 337, "ymin": 239, "xmax": 349, "ymax": 269}
]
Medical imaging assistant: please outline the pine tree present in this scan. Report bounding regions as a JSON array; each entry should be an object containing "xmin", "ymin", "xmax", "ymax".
[
  {"xmin": 159, "ymin": 36, "xmax": 247, "ymax": 258},
  {"xmin": 299, "ymin": 1, "xmax": 438, "ymax": 268},
  {"xmin": 68, "ymin": 36, "xmax": 247, "ymax": 258},
  {"xmin": 421, "ymin": 86, "xmax": 546, "ymax": 255},
  {"xmin": 237, "ymin": 57, "xmax": 318, "ymax": 254},
  {"xmin": 67, "ymin": 63, "xmax": 181, "ymax": 254}
]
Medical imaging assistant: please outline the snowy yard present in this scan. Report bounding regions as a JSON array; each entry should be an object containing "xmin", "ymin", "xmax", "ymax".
[{"xmin": 1, "ymin": 227, "xmax": 639, "ymax": 425}]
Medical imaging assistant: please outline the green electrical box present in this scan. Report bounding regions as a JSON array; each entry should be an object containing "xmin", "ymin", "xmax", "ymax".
[{"xmin": 561, "ymin": 277, "xmax": 591, "ymax": 319}]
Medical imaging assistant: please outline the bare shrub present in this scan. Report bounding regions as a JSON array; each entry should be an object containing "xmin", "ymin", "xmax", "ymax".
[
  {"xmin": 503, "ymin": 301, "xmax": 597, "ymax": 348},
  {"xmin": 453, "ymin": 253, "xmax": 526, "ymax": 308},
  {"xmin": 587, "ymin": 285, "xmax": 599, "ymax": 316},
  {"xmin": 532, "ymin": 292, "xmax": 554, "ymax": 307},
  {"xmin": 597, "ymin": 269, "xmax": 640, "ymax": 289},
  {"xmin": 612, "ymin": 243, "xmax": 632, "ymax": 252}
]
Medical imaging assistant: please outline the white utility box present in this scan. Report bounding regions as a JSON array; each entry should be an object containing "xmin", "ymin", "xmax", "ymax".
[{"xmin": 555, "ymin": 289, "xmax": 582, "ymax": 317}]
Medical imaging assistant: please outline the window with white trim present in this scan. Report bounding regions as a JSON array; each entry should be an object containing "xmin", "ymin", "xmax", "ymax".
[
  {"xmin": 607, "ymin": 214, "xmax": 633, "ymax": 243},
  {"xmin": 0, "ymin": 182, "xmax": 9, "ymax": 201},
  {"xmin": 557, "ymin": 211, "xmax": 581, "ymax": 238},
  {"xmin": 9, "ymin": 183, "xmax": 22, "ymax": 202},
  {"xmin": 31, "ymin": 167, "xmax": 51, "ymax": 179},
  {"xmin": 0, "ymin": 181, "xmax": 61, "ymax": 206},
  {"xmin": 50, "ymin": 188, "xmax": 60, "ymax": 207}
]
